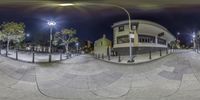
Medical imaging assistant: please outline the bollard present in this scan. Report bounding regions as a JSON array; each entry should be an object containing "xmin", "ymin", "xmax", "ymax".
[
  {"xmin": 32, "ymin": 52, "xmax": 35, "ymax": 63},
  {"xmin": 166, "ymin": 48, "xmax": 168, "ymax": 55},
  {"xmin": 66, "ymin": 54, "xmax": 69, "ymax": 59},
  {"xmin": 102, "ymin": 54, "xmax": 104, "ymax": 59},
  {"xmin": 160, "ymin": 49, "xmax": 162, "ymax": 56},
  {"xmin": 49, "ymin": 54, "xmax": 52, "ymax": 63},
  {"xmin": 6, "ymin": 49, "xmax": 8, "ymax": 56},
  {"xmin": 108, "ymin": 55, "xmax": 110, "ymax": 60},
  {"xmin": 118, "ymin": 54, "xmax": 121, "ymax": 62},
  {"xmin": 16, "ymin": 50, "xmax": 18, "ymax": 60},
  {"xmin": 0, "ymin": 48, "xmax": 1, "ymax": 55},
  {"xmin": 149, "ymin": 50, "xmax": 152, "ymax": 60},
  {"xmin": 60, "ymin": 53, "xmax": 62, "ymax": 61}
]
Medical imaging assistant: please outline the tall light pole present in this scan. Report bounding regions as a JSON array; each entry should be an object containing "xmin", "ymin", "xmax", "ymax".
[
  {"xmin": 47, "ymin": 20, "xmax": 56, "ymax": 62},
  {"xmin": 76, "ymin": 42, "xmax": 79, "ymax": 54},
  {"xmin": 177, "ymin": 32, "xmax": 180, "ymax": 40},
  {"xmin": 56, "ymin": 3, "xmax": 134, "ymax": 62},
  {"xmin": 193, "ymin": 33, "xmax": 196, "ymax": 50}
]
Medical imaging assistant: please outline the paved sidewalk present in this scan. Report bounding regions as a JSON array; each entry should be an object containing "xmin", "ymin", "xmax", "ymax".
[{"xmin": 0, "ymin": 50, "xmax": 200, "ymax": 100}]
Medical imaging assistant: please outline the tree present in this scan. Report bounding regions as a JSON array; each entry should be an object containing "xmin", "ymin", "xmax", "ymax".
[
  {"xmin": 53, "ymin": 28, "xmax": 78, "ymax": 53},
  {"xmin": 0, "ymin": 22, "xmax": 25, "ymax": 56}
]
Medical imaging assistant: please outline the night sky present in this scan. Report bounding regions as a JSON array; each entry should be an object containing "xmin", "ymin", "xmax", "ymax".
[{"xmin": 0, "ymin": 1, "xmax": 200, "ymax": 46}]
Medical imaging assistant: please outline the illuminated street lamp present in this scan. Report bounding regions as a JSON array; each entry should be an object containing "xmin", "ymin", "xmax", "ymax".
[
  {"xmin": 76, "ymin": 42, "xmax": 79, "ymax": 54},
  {"xmin": 193, "ymin": 33, "xmax": 196, "ymax": 49},
  {"xmin": 56, "ymin": 3, "xmax": 134, "ymax": 62},
  {"xmin": 47, "ymin": 20, "xmax": 56, "ymax": 62},
  {"xmin": 26, "ymin": 33, "xmax": 30, "ymax": 37}
]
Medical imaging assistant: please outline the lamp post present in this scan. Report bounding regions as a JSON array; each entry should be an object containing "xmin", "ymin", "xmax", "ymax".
[
  {"xmin": 76, "ymin": 42, "xmax": 79, "ymax": 54},
  {"xmin": 47, "ymin": 20, "xmax": 56, "ymax": 62},
  {"xmin": 193, "ymin": 33, "xmax": 196, "ymax": 50},
  {"xmin": 56, "ymin": 3, "xmax": 134, "ymax": 62}
]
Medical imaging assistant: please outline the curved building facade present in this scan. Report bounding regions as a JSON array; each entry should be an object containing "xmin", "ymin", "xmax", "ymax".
[{"xmin": 112, "ymin": 20, "xmax": 176, "ymax": 55}]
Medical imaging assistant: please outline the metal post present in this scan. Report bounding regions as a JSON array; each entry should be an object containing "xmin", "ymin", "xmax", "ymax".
[
  {"xmin": 108, "ymin": 55, "xmax": 110, "ymax": 60},
  {"xmin": 166, "ymin": 48, "xmax": 168, "ymax": 54},
  {"xmin": 32, "ymin": 52, "xmax": 35, "ymax": 63},
  {"xmin": 128, "ymin": 34, "xmax": 133, "ymax": 62},
  {"xmin": 160, "ymin": 49, "xmax": 162, "ymax": 56},
  {"xmin": 6, "ymin": 49, "xmax": 8, "ymax": 56},
  {"xmin": 102, "ymin": 54, "xmax": 104, "ymax": 59},
  {"xmin": 149, "ymin": 50, "xmax": 152, "ymax": 60},
  {"xmin": 49, "ymin": 27, "xmax": 53, "ymax": 63},
  {"xmin": 118, "ymin": 54, "xmax": 121, "ymax": 62},
  {"xmin": 60, "ymin": 53, "xmax": 62, "ymax": 61},
  {"xmin": 0, "ymin": 48, "xmax": 1, "ymax": 55},
  {"xmin": 16, "ymin": 50, "xmax": 18, "ymax": 60}
]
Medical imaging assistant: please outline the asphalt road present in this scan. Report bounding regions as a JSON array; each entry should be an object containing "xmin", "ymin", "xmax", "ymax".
[{"xmin": 0, "ymin": 50, "xmax": 200, "ymax": 100}]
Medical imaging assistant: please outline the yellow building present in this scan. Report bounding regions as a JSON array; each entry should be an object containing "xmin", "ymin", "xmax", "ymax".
[{"xmin": 94, "ymin": 34, "xmax": 112, "ymax": 56}]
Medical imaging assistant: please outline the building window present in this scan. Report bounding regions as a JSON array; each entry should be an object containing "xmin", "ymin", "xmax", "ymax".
[
  {"xmin": 118, "ymin": 26, "xmax": 124, "ymax": 32},
  {"xmin": 131, "ymin": 25, "xmax": 136, "ymax": 30},
  {"xmin": 139, "ymin": 35, "xmax": 155, "ymax": 43},
  {"xmin": 158, "ymin": 38, "xmax": 166, "ymax": 45},
  {"xmin": 117, "ymin": 35, "xmax": 133, "ymax": 44}
]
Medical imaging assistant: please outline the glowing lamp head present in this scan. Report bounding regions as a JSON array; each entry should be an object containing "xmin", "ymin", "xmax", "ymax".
[
  {"xmin": 76, "ymin": 43, "xmax": 79, "ymax": 46},
  {"xmin": 26, "ymin": 34, "xmax": 30, "ymax": 37},
  {"xmin": 193, "ymin": 34, "xmax": 196, "ymax": 38},
  {"xmin": 48, "ymin": 20, "xmax": 56, "ymax": 26}
]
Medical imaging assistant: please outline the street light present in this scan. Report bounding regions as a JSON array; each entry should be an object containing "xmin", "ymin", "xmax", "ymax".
[
  {"xmin": 26, "ymin": 33, "xmax": 30, "ymax": 37},
  {"xmin": 76, "ymin": 42, "xmax": 79, "ymax": 54},
  {"xmin": 193, "ymin": 33, "xmax": 196, "ymax": 50},
  {"xmin": 47, "ymin": 20, "xmax": 56, "ymax": 62},
  {"xmin": 56, "ymin": 3, "xmax": 134, "ymax": 62}
]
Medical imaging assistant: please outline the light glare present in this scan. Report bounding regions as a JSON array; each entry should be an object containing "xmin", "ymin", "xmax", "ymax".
[
  {"xmin": 48, "ymin": 20, "xmax": 56, "ymax": 26},
  {"xmin": 58, "ymin": 3, "xmax": 75, "ymax": 7}
]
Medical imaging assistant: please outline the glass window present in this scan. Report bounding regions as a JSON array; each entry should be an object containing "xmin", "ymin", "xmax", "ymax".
[
  {"xmin": 158, "ymin": 38, "xmax": 166, "ymax": 45},
  {"xmin": 118, "ymin": 26, "xmax": 124, "ymax": 32},
  {"xmin": 139, "ymin": 35, "xmax": 155, "ymax": 43},
  {"xmin": 117, "ymin": 35, "xmax": 134, "ymax": 44}
]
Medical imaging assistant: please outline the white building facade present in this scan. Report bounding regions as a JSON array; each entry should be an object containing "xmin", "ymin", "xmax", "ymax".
[{"xmin": 112, "ymin": 20, "xmax": 176, "ymax": 55}]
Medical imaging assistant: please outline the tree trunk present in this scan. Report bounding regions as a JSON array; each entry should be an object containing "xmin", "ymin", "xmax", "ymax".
[
  {"xmin": 65, "ymin": 43, "xmax": 69, "ymax": 54},
  {"xmin": 6, "ymin": 39, "xmax": 10, "ymax": 56}
]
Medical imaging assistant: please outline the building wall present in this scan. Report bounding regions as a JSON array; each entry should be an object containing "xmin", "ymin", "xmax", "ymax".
[
  {"xmin": 94, "ymin": 38, "xmax": 111, "ymax": 56},
  {"xmin": 112, "ymin": 20, "xmax": 175, "ymax": 55}
]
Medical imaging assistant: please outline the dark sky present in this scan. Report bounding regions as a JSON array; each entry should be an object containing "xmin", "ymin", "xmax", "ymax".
[{"xmin": 0, "ymin": 1, "xmax": 200, "ymax": 45}]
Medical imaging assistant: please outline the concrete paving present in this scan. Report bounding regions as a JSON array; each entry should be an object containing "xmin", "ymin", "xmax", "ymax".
[{"xmin": 0, "ymin": 50, "xmax": 200, "ymax": 100}]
